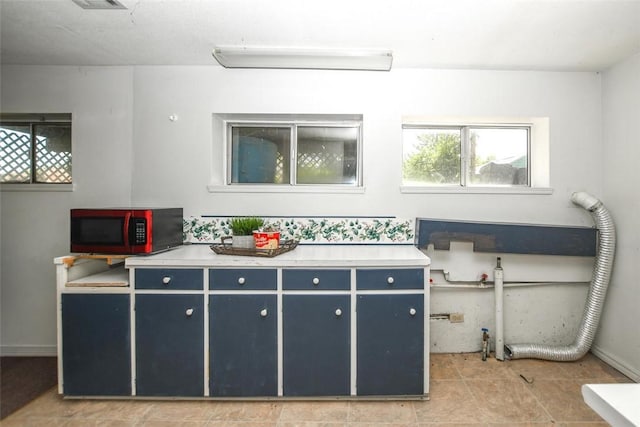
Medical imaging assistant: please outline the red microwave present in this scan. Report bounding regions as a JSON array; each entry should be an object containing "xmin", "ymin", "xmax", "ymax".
[{"xmin": 70, "ymin": 208, "xmax": 183, "ymax": 254}]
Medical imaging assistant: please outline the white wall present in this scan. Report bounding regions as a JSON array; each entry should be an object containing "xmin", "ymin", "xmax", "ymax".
[
  {"xmin": 1, "ymin": 66, "xmax": 134, "ymax": 355},
  {"xmin": 131, "ymin": 67, "xmax": 602, "ymax": 227},
  {"xmin": 596, "ymin": 53, "xmax": 640, "ymax": 380},
  {"xmin": 1, "ymin": 65, "xmax": 608, "ymax": 360},
  {"xmin": 131, "ymin": 66, "xmax": 609, "ymax": 355}
]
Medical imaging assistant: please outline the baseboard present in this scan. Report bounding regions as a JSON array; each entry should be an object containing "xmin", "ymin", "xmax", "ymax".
[
  {"xmin": 591, "ymin": 345, "xmax": 640, "ymax": 382},
  {"xmin": 0, "ymin": 345, "xmax": 56, "ymax": 357}
]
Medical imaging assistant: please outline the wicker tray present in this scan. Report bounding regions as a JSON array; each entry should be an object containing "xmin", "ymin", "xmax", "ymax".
[{"xmin": 210, "ymin": 238, "xmax": 298, "ymax": 258}]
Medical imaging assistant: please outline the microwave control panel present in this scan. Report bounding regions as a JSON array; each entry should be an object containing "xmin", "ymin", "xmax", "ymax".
[{"xmin": 133, "ymin": 219, "xmax": 147, "ymax": 244}]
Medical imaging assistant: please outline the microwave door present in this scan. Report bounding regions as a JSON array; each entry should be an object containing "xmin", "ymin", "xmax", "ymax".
[{"xmin": 70, "ymin": 211, "xmax": 131, "ymax": 253}]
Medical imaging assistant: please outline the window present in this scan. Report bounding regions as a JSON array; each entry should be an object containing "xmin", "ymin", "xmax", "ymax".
[
  {"xmin": 226, "ymin": 116, "xmax": 361, "ymax": 187},
  {"xmin": 402, "ymin": 125, "xmax": 530, "ymax": 187},
  {"xmin": 1, "ymin": 114, "xmax": 72, "ymax": 184}
]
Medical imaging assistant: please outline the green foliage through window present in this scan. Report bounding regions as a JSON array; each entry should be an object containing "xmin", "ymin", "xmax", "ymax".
[
  {"xmin": 403, "ymin": 129, "xmax": 461, "ymax": 185},
  {"xmin": 402, "ymin": 125, "xmax": 529, "ymax": 187}
]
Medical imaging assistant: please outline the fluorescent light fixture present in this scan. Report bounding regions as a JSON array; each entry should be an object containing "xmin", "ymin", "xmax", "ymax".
[{"xmin": 212, "ymin": 47, "xmax": 393, "ymax": 71}]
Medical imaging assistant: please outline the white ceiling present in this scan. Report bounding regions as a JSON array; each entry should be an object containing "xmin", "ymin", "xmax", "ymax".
[{"xmin": 1, "ymin": 0, "xmax": 640, "ymax": 71}]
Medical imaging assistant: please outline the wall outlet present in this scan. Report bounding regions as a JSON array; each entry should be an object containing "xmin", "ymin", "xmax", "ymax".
[{"xmin": 449, "ymin": 313, "xmax": 464, "ymax": 323}]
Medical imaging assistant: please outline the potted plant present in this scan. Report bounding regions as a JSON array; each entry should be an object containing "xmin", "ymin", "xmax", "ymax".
[{"xmin": 229, "ymin": 217, "xmax": 264, "ymax": 249}]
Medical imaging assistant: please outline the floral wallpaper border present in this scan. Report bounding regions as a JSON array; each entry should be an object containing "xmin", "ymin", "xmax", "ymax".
[{"xmin": 184, "ymin": 216, "xmax": 415, "ymax": 244}]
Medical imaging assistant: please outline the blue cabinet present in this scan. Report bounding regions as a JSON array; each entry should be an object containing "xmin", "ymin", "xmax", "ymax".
[
  {"xmin": 135, "ymin": 294, "xmax": 204, "ymax": 396},
  {"xmin": 283, "ymin": 294, "xmax": 350, "ymax": 396},
  {"xmin": 61, "ymin": 293, "xmax": 131, "ymax": 396},
  {"xmin": 357, "ymin": 293, "xmax": 424, "ymax": 396},
  {"xmin": 58, "ymin": 256, "xmax": 428, "ymax": 399},
  {"xmin": 355, "ymin": 268, "xmax": 426, "ymax": 396},
  {"xmin": 209, "ymin": 294, "xmax": 277, "ymax": 396}
]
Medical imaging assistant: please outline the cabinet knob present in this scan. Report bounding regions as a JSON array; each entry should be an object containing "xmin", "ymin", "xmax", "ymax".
[
  {"xmin": 260, "ymin": 308, "xmax": 268, "ymax": 317},
  {"xmin": 162, "ymin": 276, "xmax": 171, "ymax": 285},
  {"xmin": 409, "ymin": 308, "xmax": 417, "ymax": 316},
  {"xmin": 185, "ymin": 308, "xmax": 194, "ymax": 317},
  {"xmin": 312, "ymin": 277, "xmax": 320, "ymax": 285},
  {"xmin": 335, "ymin": 308, "xmax": 342, "ymax": 317},
  {"xmin": 238, "ymin": 277, "xmax": 245, "ymax": 285},
  {"xmin": 387, "ymin": 276, "xmax": 395, "ymax": 285}
]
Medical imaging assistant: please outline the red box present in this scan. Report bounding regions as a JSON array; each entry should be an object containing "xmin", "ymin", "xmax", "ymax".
[{"xmin": 253, "ymin": 231, "xmax": 280, "ymax": 250}]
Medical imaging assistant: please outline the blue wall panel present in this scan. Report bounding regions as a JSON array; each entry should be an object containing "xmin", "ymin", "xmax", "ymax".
[{"xmin": 416, "ymin": 219, "xmax": 597, "ymax": 256}]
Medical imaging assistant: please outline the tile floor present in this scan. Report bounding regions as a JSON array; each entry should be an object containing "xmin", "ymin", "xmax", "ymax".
[{"xmin": 2, "ymin": 352, "xmax": 632, "ymax": 426}]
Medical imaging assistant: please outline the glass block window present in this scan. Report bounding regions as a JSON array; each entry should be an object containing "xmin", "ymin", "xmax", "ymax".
[{"xmin": 1, "ymin": 114, "xmax": 72, "ymax": 184}]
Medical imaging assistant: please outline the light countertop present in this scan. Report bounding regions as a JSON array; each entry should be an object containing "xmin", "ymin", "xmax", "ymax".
[
  {"xmin": 124, "ymin": 244, "xmax": 430, "ymax": 268},
  {"xmin": 582, "ymin": 383, "xmax": 640, "ymax": 427}
]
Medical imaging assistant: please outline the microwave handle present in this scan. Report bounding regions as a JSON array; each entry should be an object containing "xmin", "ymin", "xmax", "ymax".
[{"xmin": 123, "ymin": 211, "xmax": 132, "ymax": 248}]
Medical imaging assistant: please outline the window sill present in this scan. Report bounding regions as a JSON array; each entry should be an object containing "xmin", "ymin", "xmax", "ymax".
[
  {"xmin": 400, "ymin": 186, "xmax": 553, "ymax": 195},
  {"xmin": 207, "ymin": 184, "xmax": 366, "ymax": 194},
  {"xmin": 1, "ymin": 183, "xmax": 75, "ymax": 192}
]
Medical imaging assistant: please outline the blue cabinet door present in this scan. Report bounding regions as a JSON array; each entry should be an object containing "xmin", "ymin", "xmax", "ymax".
[
  {"xmin": 135, "ymin": 294, "xmax": 204, "ymax": 396},
  {"xmin": 209, "ymin": 295, "xmax": 277, "ymax": 396},
  {"xmin": 283, "ymin": 295, "xmax": 350, "ymax": 396},
  {"xmin": 62, "ymin": 293, "xmax": 131, "ymax": 396},
  {"xmin": 357, "ymin": 294, "xmax": 424, "ymax": 396}
]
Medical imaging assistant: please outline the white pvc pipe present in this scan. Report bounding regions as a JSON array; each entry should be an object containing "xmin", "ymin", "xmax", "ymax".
[
  {"xmin": 495, "ymin": 258, "xmax": 505, "ymax": 361},
  {"xmin": 571, "ymin": 191, "xmax": 601, "ymax": 211},
  {"xmin": 431, "ymin": 282, "xmax": 588, "ymax": 289}
]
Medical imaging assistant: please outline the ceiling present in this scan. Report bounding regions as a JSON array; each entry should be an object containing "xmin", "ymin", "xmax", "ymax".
[{"xmin": 1, "ymin": 0, "xmax": 640, "ymax": 71}]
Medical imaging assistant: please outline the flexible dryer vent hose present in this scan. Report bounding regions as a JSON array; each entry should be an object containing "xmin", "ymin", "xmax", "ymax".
[{"xmin": 505, "ymin": 192, "xmax": 616, "ymax": 361}]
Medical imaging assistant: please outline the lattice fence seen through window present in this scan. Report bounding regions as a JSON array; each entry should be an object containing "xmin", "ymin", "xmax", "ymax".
[
  {"xmin": 297, "ymin": 151, "xmax": 355, "ymax": 183},
  {"xmin": 298, "ymin": 151, "xmax": 345, "ymax": 169},
  {"xmin": 1, "ymin": 127, "xmax": 72, "ymax": 183},
  {"xmin": 35, "ymin": 135, "xmax": 72, "ymax": 183},
  {"xmin": 275, "ymin": 153, "xmax": 284, "ymax": 183},
  {"xmin": 1, "ymin": 128, "xmax": 31, "ymax": 182},
  {"xmin": 271, "ymin": 151, "xmax": 352, "ymax": 183}
]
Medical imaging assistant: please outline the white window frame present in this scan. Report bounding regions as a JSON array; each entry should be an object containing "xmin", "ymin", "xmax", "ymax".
[
  {"xmin": 400, "ymin": 116, "xmax": 551, "ymax": 195},
  {"xmin": 0, "ymin": 113, "xmax": 74, "ymax": 192},
  {"xmin": 209, "ymin": 114, "xmax": 365, "ymax": 194}
]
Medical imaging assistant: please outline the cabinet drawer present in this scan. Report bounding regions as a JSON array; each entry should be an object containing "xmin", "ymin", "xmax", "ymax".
[
  {"xmin": 209, "ymin": 269, "xmax": 277, "ymax": 290},
  {"xmin": 135, "ymin": 268, "xmax": 203, "ymax": 290},
  {"xmin": 356, "ymin": 268, "xmax": 424, "ymax": 290},
  {"xmin": 283, "ymin": 269, "xmax": 350, "ymax": 290}
]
